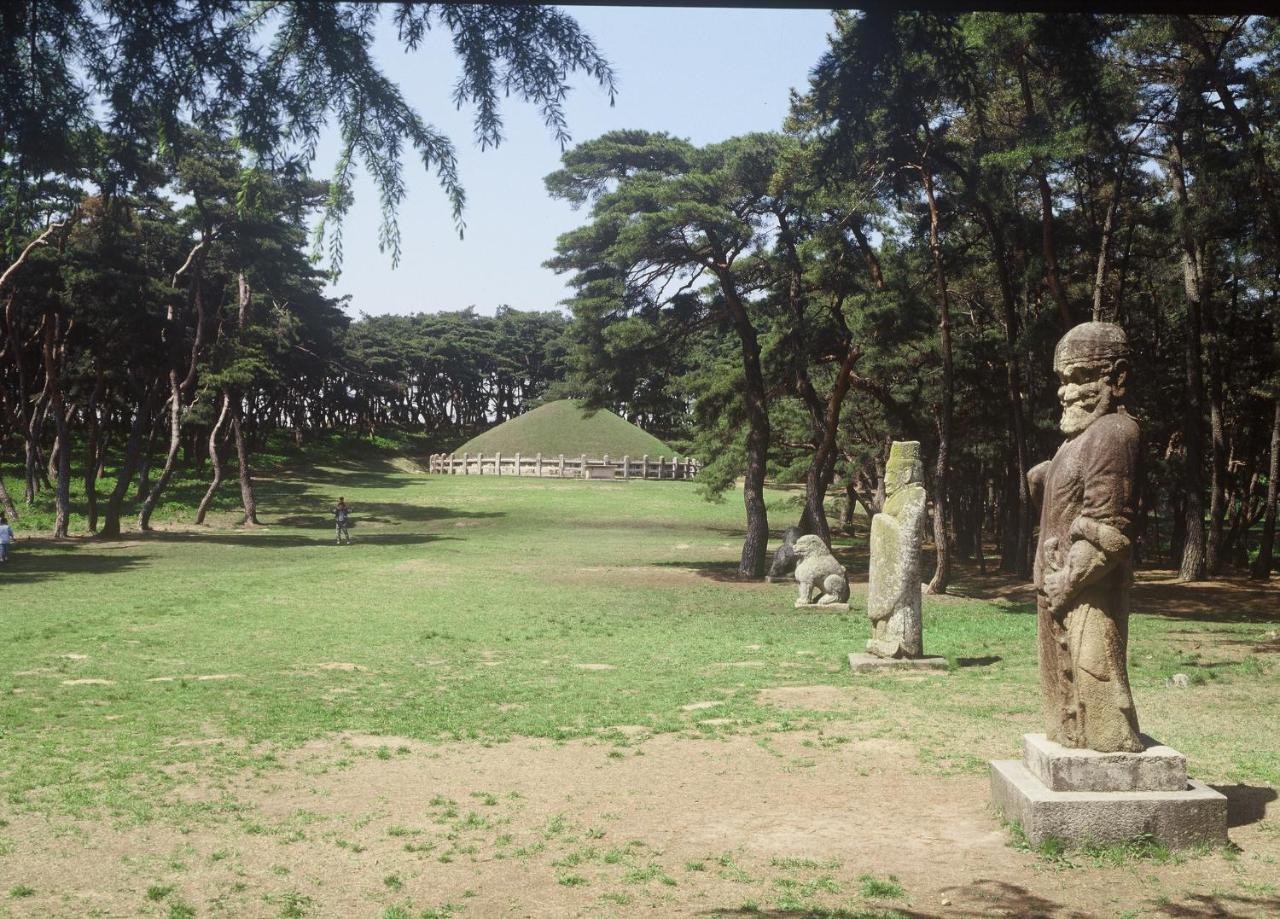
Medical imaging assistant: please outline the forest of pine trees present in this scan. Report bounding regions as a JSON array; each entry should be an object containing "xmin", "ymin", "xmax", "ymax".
[{"xmin": 2, "ymin": 8, "xmax": 1277, "ymax": 585}]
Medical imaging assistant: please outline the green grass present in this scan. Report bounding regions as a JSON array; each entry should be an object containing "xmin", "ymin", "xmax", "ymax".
[
  {"xmin": 456, "ymin": 399, "xmax": 673, "ymax": 457},
  {"xmin": 0, "ymin": 438, "xmax": 1276, "ymax": 837}
]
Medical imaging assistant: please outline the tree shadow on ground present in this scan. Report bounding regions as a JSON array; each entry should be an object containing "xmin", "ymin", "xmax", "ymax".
[
  {"xmin": 1154, "ymin": 892, "xmax": 1280, "ymax": 918},
  {"xmin": 130, "ymin": 531, "xmax": 458, "ymax": 549},
  {"xmin": 652, "ymin": 560, "xmax": 775, "ymax": 584},
  {"xmin": 1212, "ymin": 783, "xmax": 1278, "ymax": 828},
  {"xmin": 959, "ymin": 567, "xmax": 1280, "ymax": 624},
  {"xmin": 699, "ymin": 907, "xmax": 936, "ymax": 919},
  {"xmin": 273, "ymin": 502, "xmax": 503, "ymax": 527},
  {"xmin": 0, "ymin": 548, "xmax": 144, "ymax": 585},
  {"xmin": 1132, "ymin": 576, "xmax": 1280, "ymax": 624}
]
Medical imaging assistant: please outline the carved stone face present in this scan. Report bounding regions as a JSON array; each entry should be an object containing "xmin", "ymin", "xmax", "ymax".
[
  {"xmin": 1052, "ymin": 321, "xmax": 1129, "ymax": 439},
  {"xmin": 1056, "ymin": 359, "xmax": 1121, "ymax": 437},
  {"xmin": 793, "ymin": 535, "xmax": 828, "ymax": 559},
  {"xmin": 884, "ymin": 441, "xmax": 923, "ymax": 496}
]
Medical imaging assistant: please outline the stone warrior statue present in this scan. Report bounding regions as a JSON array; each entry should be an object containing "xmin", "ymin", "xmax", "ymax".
[
  {"xmin": 1028, "ymin": 322, "xmax": 1143, "ymax": 753},
  {"xmin": 866, "ymin": 441, "xmax": 927, "ymax": 658}
]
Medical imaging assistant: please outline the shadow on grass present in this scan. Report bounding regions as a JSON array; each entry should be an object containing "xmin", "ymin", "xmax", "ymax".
[
  {"xmin": 956, "ymin": 655, "xmax": 1002, "ymax": 667},
  {"xmin": 273, "ymin": 501, "xmax": 502, "ymax": 527},
  {"xmin": 131, "ymin": 531, "xmax": 458, "ymax": 549},
  {"xmin": 652, "ymin": 560, "xmax": 768, "ymax": 584},
  {"xmin": 0, "ymin": 548, "xmax": 145, "ymax": 584},
  {"xmin": 1212, "ymin": 783, "xmax": 1278, "ymax": 828}
]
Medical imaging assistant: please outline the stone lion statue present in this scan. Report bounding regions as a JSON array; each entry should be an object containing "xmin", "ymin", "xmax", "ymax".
[{"xmin": 793, "ymin": 534, "xmax": 850, "ymax": 607}]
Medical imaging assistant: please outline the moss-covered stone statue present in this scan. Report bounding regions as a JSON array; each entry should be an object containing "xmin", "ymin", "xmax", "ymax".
[
  {"xmin": 866, "ymin": 441, "xmax": 927, "ymax": 659},
  {"xmin": 1028, "ymin": 321, "xmax": 1142, "ymax": 753}
]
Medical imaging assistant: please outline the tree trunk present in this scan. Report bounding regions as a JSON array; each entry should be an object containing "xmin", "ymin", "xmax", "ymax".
[
  {"xmin": 100, "ymin": 387, "xmax": 153, "ymax": 539},
  {"xmin": 196, "ymin": 392, "xmax": 231, "ymax": 525},
  {"xmin": 715, "ymin": 267, "xmax": 769, "ymax": 577},
  {"xmin": 41, "ymin": 315, "xmax": 71, "ymax": 538},
  {"xmin": 1169, "ymin": 133, "xmax": 1207, "ymax": 581},
  {"xmin": 229, "ymin": 392, "xmax": 260, "ymax": 526},
  {"xmin": 1251, "ymin": 399, "xmax": 1280, "ymax": 580},
  {"xmin": 1017, "ymin": 55, "xmax": 1072, "ymax": 331},
  {"xmin": 84, "ymin": 367, "xmax": 105, "ymax": 532},
  {"xmin": 922, "ymin": 167, "xmax": 953, "ymax": 595},
  {"xmin": 1204, "ymin": 256, "xmax": 1228, "ymax": 575},
  {"xmin": 1091, "ymin": 163, "xmax": 1126, "ymax": 322},
  {"xmin": 138, "ymin": 369, "xmax": 181, "ymax": 531},
  {"xmin": 839, "ymin": 479, "xmax": 857, "ymax": 534},
  {"xmin": 0, "ymin": 474, "xmax": 17, "ymax": 522},
  {"xmin": 978, "ymin": 203, "xmax": 1033, "ymax": 577}
]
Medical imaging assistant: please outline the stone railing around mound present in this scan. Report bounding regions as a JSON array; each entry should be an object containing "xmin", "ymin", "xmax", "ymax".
[{"xmin": 427, "ymin": 452, "xmax": 701, "ymax": 481}]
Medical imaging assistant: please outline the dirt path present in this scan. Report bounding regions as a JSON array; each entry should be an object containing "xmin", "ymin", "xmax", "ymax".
[{"xmin": 6, "ymin": 716, "xmax": 1277, "ymax": 918}]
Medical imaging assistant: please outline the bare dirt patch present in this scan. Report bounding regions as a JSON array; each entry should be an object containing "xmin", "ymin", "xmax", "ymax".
[
  {"xmin": 6, "ymin": 729, "xmax": 1276, "ymax": 918},
  {"xmin": 756, "ymin": 684, "xmax": 875, "ymax": 712}
]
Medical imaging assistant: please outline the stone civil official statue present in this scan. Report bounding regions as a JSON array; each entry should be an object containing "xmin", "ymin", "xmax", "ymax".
[{"xmin": 1028, "ymin": 322, "xmax": 1143, "ymax": 753}]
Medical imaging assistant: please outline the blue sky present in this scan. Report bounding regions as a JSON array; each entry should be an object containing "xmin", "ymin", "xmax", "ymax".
[{"xmin": 319, "ymin": 5, "xmax": 836, "ymax": 319}]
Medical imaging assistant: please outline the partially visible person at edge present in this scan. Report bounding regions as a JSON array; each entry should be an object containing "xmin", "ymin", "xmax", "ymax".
[
  {"xmin": 334, "ymin": 497, "xmax": 352, "ymax": 546},
  {"xmin": 0, "ymin": 515, "xmax": 14, "ymax": 563}
]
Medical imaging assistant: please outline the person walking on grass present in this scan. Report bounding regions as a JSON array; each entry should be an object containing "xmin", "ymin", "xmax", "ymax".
[
  {"xmin": 0, "ymin": 515, "xmax": 13, "ymax": 563},
  {"xmin": 334, "ymin": 497, "xmax": 352, "ymax": 545}
]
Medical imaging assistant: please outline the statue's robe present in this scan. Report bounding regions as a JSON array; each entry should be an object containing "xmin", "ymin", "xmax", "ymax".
[
  {"xmin": 1030, "ymin": 411, "xmax": 1143, "ymax": 753},
  {"xmin": 866, "ymin": 481, "xmax": 926, "ymax": 658}
]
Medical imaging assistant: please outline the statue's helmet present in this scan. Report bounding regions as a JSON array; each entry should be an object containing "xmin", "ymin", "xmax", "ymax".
[
  {"xmin": 886, "ymin": 440, "xmax": 923, "ymax": 486},
  {"xmin": 1053, "ymin": 321, "xmax": 1129, "ymax": 373}
]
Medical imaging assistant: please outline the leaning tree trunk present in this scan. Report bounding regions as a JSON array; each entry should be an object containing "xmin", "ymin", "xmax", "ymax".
[
  {"xmin": 0, "ymin": 473, "xmax": 17, "ymax": 521},
  {"xmin": 138, "ymin": 369, "xmax": 181, "ymax": 531},
  {"xmin": 228, "ymin": 392, "xmax": 260, "ymax": 526},
  {"xmin": 922, "ymin": 167, "xmax": 954, "ymax": 595},
  {"xmin": 195, "ymin": 392, "xmax": 231, "ymax": 525},
  {"xmin": 41, "ymin": 314, "xmax": 71, "ymax": 538},
  {"xmin": 798, "ymin": 344, "xmax": 860, "ymax": 547},
  {"xmin": 1251, "ymin": 399, "xmax": 1280, "ymax": 581}
]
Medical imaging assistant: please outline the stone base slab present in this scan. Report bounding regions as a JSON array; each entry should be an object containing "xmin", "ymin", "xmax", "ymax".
[
  {"xmin": 764, "ymin": 575, "xmax": 792, "ymax": 583},
  {"xmin": 847, "ymin": 652, "xmax": 948, "ymax": 673},
  {"xmin": 1023, "ymin": 733, "xmax": 1187, "ymax": 792},
  {"xmin": 990, "ymin": 759, "xmax": 1227, "ymax": 849},
  {"xmin": 795, "ymin": 601, "xmax": 850, "ymax": 610}
]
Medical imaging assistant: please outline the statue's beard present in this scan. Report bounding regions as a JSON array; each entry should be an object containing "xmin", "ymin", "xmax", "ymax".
[{"xmin": 1060, "ymin": 387, "xmax": 1113, "ymax": 436}]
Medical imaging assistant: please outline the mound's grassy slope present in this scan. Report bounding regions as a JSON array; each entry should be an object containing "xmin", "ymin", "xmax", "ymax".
[{"xmin": 456, "ymin": 399, "xmax": 673, "ymax": 457}]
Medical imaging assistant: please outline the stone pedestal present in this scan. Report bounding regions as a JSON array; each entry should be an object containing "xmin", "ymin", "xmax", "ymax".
[
  {"xmin": 990, "ymin": 733, "xmax": 1227, "ymax": 849},
  {"xmin": 847, "ymin": 652, "xmax": 947, "ymax": 673},
  {"xmin": 795, "ymin": 600, "xmax": 849, "ymax": 611}
]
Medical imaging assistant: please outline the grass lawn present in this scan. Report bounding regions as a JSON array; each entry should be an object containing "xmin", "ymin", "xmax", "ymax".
[{"xmin": 1, "ymin": 448, "xmax": 1277, "ymax": 918}]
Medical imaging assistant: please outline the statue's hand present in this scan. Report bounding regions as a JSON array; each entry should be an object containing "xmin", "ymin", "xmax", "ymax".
[{"xmin": 1042, "ymin": 567, "xmax": 1071, "ymax": 617}]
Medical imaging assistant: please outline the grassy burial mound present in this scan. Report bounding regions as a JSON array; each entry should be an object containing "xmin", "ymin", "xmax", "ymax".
[{"xmin": 456, "ymin": 399, "xmax": 674, "ymax": 458}]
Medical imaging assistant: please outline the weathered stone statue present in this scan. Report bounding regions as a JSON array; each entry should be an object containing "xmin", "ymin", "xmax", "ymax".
[
  {"xmin": 1028, "ymin": 321, "xmax": 1142, "ymax": 753},
  {"xmin": 767, "ymin": 526, "xmax": 805, "ymax": 580},
  {"xmin": 793, "ymin": 535, "xmax": 849, "ymax": 607},
  {"xmin": 866, "ymin": 441, "xmax": 927, "ymax": 659}
]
